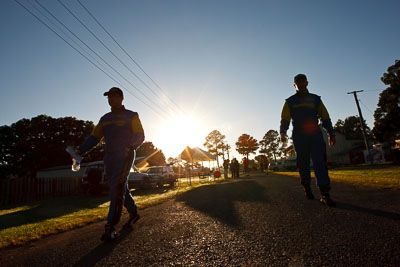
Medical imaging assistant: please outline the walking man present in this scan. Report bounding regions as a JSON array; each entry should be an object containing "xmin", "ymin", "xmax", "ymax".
[
  {"xmin": 280, "ymin": 74, "xmax": 336, "ymax": 206},
  {"xmin": 73, "ymin": 87, "xmax": 145, "ymax": 241}
]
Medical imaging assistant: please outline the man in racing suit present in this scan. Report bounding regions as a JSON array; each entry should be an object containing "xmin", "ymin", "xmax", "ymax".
[
  {"xmin": 280, "ymin": 74, "xmax": 336, "ymax": 207},
  {"xmin": 76, "ymin": 87, "xmax": 145, "ymax": 241}
]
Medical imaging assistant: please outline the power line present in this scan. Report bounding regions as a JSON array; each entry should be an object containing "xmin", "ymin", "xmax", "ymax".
[
  {"xmin": 33, "ymin": 0, "xmax": 166, "ymax": 117},
  {"xmin": 76, "ymin": 0, "xmax": 184, "ymax": 114},
  {"xmin": 14, "ymin": 0, "xmax": 168, "ymax": 121},
  {"xmin": 56, "ymin": 0, "xmax": 175, "ymax": 117},
  {"xmin": 27, "ymin": 0, "xmax": 122, "ymax": 86},
  {"xmin": 359, "ymin": 99, "xmax": 374, "ymax": 116}
]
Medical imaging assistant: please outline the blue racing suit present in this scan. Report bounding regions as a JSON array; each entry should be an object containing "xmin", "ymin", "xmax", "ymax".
[
  {"xmin": 280, "ymin": 90, "xmax": 334, "ymax": 191},
  {"xmin": 78, "ymin": 105, "xmax": 144, "ymax": 226}
]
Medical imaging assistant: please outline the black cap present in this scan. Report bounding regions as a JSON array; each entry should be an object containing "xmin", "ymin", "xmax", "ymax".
[{"xmin": 104, "ymin": 87, "xmax": 123, "ymax": 97}]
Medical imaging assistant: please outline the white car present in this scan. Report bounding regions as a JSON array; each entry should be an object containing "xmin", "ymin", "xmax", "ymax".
[
  {"xmin": 127, "ymin": 166, "xmax": 155, "ymax": 189},
  {"xmin": 146, "ymin": 166, "xmax": 177, "ymax": 187}
]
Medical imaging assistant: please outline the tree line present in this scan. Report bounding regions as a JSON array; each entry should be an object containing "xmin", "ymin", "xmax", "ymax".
[{"xmin": 0, "ymin": 115, "xmax": 166, "ymax": 179}]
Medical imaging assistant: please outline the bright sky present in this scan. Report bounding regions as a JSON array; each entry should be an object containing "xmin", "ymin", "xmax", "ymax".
[{"xmin": 1, "ymin": 0, "xmax": 399, "ymax": 160}]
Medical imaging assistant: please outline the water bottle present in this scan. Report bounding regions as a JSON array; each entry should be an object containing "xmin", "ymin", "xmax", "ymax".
[
  {"xmin": 66, "ymin": 146, "xmax": 83, "ymax": 172},
  {"xmin": 72, "ymin": 158, "xmax": 81, "ymax": 172}
]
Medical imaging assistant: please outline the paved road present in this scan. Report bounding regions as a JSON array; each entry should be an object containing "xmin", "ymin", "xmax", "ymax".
[{"xmin": 1, "ymin": 174, "xmax": 400, "ymax": 266}]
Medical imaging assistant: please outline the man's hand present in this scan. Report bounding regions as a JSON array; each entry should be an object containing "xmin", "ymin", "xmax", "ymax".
[
  {"xmin": 328, "ymin": 135, "xmax": 336, "ymax": 147},
  {"xmin": 280, "ymin": 133, "xmax": 287, "ymax": 143}
]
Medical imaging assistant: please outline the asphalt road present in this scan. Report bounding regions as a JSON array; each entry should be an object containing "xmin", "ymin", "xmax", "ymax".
[{"xmin": 1, "ymin": 173, "xmax": 399, "ymax": 266}]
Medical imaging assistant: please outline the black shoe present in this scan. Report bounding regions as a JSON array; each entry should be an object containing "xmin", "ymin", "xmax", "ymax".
[
  {"xmin": 101, "ymin": 223, "xmax": 117, "ymax": 242},
  {"xmin": 320, "ymin": 194, "xmax": 336, "ymax": 207},
  {"xmin": 123, "ymin": 211, "xmax": 140, "ymax": 228},
  {"xmin": 303, "ymin": 185, "xmax": 314, "ymax": 200}
]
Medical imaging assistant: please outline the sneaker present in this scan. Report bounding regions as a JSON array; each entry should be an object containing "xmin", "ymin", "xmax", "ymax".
[
  {"xmin": 320, "ymin": 194, "xmax": 336, "ymax": 207},
  {"xmin": 101, "ymin": 223, "xmax": 117, "ymax": 242},
  {"xmin": 303, "ymin": 185, "xmax": 314, "ymax": 200},
  {"xmin": 123, "ymin": 211, "xmax": 140, "ymax": 228}
]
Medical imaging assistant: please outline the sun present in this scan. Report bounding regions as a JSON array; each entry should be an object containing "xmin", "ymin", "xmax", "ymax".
[{"xmin": 155, "ymin": 114, "xmax": 207, "ymax": 158}]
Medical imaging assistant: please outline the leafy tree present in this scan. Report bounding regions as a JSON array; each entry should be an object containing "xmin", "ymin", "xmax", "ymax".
[
  {"xmin": 235, "ymin": 134, "xmax": 259, "ymax": 160},
  {"xmin": 259, "ymin": 130, "xmax": 281, "ymax": 162},
  {"xmin": 0, "ymin": 115, "xmax": 102, "ymax": 178},
  {"xmin": 221, "ymin": 142, "xmax": 231, "ymax": 161},
  {"xmin": 373, "ymin": 60, "xmax": 400, "ymax": 142},
  {"xmin": 334, "ymin": 116, "xmax": 372, "ymax": 140},
  {"xmin": 204, "ymin": 130, "xmax": 226, "ymax": 167},
  {"xmin": 136, "ymin": 141, "xmax": 166, "ymax": 166}
]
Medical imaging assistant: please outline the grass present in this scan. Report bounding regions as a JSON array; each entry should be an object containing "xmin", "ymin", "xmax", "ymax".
[
  {"xmin": 0, "ymin": 178, "xmax": 225, "ymax": 249},
  {"xmin": 275, "ymin": 164, "xmax": 400, "ymax": 190}
]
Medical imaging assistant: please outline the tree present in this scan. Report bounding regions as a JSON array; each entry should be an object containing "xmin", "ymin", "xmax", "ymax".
[
  {"xmin": 259, "ymin": 130, "xmax": 281, "ymax": 162},
  {"xmin": 136, "ymin": 141, "xmax": 166, "ymax": 166},
  {"xmin": 0, "ymin": 115, "xmax": 102, "ymax": 178},
  {"xmin": 203, "ymin": 130, "xmax": 226, "ymax": 167},
  {"xmin": 235, "ymin": 134, "xmax": 259, "ymax": 160},
  {"xmin": 373, "ymin": 60, "xmax": 400, "ymax": 142},
  {"xmin": 334, "ymin": 116, "xmax": 372, "ymax": 140},
  {"xmin": 221, "ymin": 142, "xmax": 231, "ymax": 161}
]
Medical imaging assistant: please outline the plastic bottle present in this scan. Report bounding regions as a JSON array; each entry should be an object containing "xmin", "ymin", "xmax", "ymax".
[{"xmin": 66, "ymin": 146, "xmax": 83, "ymax": 172}]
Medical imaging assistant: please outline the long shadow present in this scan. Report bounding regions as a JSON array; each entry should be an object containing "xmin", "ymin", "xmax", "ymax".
[
  {"xmin": 336, "ymin": 202, "xmax": 400, "ymax": 221},
  {"xmin": 176, "ymin": 180, "xmax": 268, "ymax": 227},
  {"xmin": 0, "ymin": 195, "xmax": 108, "ymax": 230},
  {"xmin": 73, "ymin": 227, "xmax": 134, "ymax": 267}
]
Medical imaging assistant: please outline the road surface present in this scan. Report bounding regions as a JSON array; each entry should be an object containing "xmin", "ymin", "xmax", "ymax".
[{"xmin": 1, "ymin": 174, "xmax": 399, "ymax": 266}]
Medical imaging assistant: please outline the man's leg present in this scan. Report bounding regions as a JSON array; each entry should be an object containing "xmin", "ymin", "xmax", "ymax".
[
  {"xmin": 293, "ymin": 138, "xmax": 314, "ymax": 199},
  {"xmin": 311, "ymin": 137, "xmax": 335, "ymax": 207}
]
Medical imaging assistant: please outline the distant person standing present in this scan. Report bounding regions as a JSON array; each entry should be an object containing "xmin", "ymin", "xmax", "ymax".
[
  {"xmin": 71, "ymin": 87, "xmax": 145, "ymax": 241},
  {"xmin": 230, "ymin": 159, "xmax": 236, "ymax": 178},
  {"xmin": 223, "ymin": 159, "xmax": 230, "ymax": 178},
  {"xmin": 264, "ymin": 157, "xmax": 269, "ymax": 175},
  {"xmin": 280, "ymin": 74, "xmax": 336, "ymax": 207},
  {"xmin": 243, "ymin": 157, "xmax": 249, "ymax": 174}
]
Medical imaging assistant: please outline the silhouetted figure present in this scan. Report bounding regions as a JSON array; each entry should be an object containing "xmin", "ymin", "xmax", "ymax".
[
  {"xmin": 73, "ymin": 87, "xmax": 145, "ymax": 241},
  {"xmin": 280, "ymin": 74, "xmax": 336, "ymax": 207}
]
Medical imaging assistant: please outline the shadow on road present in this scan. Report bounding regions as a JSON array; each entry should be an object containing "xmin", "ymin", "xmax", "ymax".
[
  {"xmin": 176, "ymin": 179, "xmax": 268, "ymax": 227},
  {"xmin": 73, "ymin": 227, "xmax": 134, "ymax": 267},
  {"xmin": 336, "ymin": 202, "xmax": 400, "ymax": 221}
]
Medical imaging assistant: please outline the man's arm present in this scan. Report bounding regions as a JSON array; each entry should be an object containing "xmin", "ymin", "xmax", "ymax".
[
  {"xmin": 131, "ymin": 114, "xmax": 145, "ymax": 149},
  {"xmin": 317, "ymin": 100, "xmax": 336, "ymax": 147},
  {"xmin": 77, "ymin": 122, "xmax": 103, "ymax": 155},
  {"xmin": 280, "ymin": 102, "xmax": 291, "ymax": 142}
]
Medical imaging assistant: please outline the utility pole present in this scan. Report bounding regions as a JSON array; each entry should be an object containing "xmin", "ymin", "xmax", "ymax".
[{"xmin": 347, "ymin": 90, "xmax": 373, "ymax": 164}]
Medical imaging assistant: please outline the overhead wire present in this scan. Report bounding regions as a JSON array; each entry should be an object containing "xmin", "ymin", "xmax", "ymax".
[
  {"xmin": 33, "ymin": 0, "xmax": 167, "ymax": 118},
  {"xmin": 56, "ymin": 0, "xmax": 176, "ymax": 118},
  {"xmin": 14, "ymin": 0, "xmax": 168, "ymax": 120},
  {"xmin": 27, "ymin": 0, "xmax": 122, "ymax": 87},
  {"xmin": 76, "ymin": 0, "xmax": 184, "ymax": 114},
  {"xmin": 359, "ymin": 99, "xmax": 375, "ymax": 116}
]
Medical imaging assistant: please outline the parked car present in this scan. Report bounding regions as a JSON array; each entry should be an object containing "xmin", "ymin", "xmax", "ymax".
[
  {"xmin": 146, "ymin": 166, "xmax": 177, "ymax": 187},
  {"xmin": 82, "ymin": 161, "xmax": 108, "ymax": 194},
  {"xmin": 281, "ymin": 158, "xmax": 297, "ymax": 170},
  {"xmin": 268, "ymin": 162, "xmax": 282, "ymax": 171},
  {"xmin": 127, "ymin": 166, "xmax": 155, "ymax": 189}
]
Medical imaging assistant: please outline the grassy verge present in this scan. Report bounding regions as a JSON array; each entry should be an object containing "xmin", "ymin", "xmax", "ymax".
[
  {"xmin": 275, "ymin": 164, "xmax": 400, "ymax": 190},
  {"xmin": 0, "ymin": 179, "xmax": 226, "ymax": 249}
]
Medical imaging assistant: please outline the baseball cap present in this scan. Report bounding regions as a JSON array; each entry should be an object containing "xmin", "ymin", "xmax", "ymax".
[
  {"xmin": 294, "ymin": 74, "xmax": 307, "ymax": 83},
  {"xmin": 104, "ymin": 87, "xmax": 123, "ymax": 97}
]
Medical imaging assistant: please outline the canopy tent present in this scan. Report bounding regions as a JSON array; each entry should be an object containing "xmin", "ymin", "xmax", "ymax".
[{"xmin": 179, "ymin": 146, "xmax": 216, "ymax": 162}]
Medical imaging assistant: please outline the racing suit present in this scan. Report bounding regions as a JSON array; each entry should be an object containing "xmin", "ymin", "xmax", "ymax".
[
  {"xmin": 78, "ymin": 105, "xmax": 144, "ymax": 226},
  {"xmin": 280, "ymin": 89, "xmax": 334, "ymax": 191}
]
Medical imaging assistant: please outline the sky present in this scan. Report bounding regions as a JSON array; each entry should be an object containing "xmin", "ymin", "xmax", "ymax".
[{"xmin": 1, "ymin": 0, "xmax": 399, "ymax": 160}]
